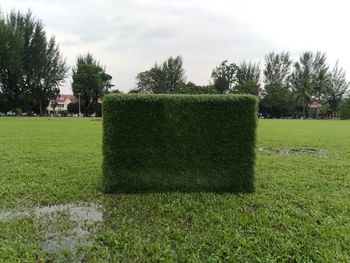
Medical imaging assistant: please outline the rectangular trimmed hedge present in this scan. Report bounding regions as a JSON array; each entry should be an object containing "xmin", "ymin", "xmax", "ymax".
[{"xmin": 102, "ymin": 94, "xmax": 258, "ymax": 193}]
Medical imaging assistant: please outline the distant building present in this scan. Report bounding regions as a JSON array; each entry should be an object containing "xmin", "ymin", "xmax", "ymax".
[
  {"xmin": 308, "ymin": 100, "xmax": 322, "ymax": 118},
  {"xmin": 47, "ymin": 94, "xmax": 77, "ymax": 114},
  {"xmin": 308, "ymin": 101, "xmax": 322, "ymax": 110}
]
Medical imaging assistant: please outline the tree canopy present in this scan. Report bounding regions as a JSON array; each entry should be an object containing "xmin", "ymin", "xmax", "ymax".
[
  {"xmin": 327, "ymin": 61, "xmax": 349, "ymax": 112},
  {"xmin": 134, "ymin": 56, "xmax": 185, "ymax": 94},
  {"xmin": 71, "ymin": 53, "xmax": 112, "ymax": 114},
  {"xmin": 0, "ymin": 10, "xmax": 67, "ymax": 114},
  {"xmin": 211, "ymin": 60, "xmax": 238, "ymax": 94},
  {"xmin": 290, "ymin": 52, "xmax": 330, "ymax": 118},
  {"xmin": 234, "ymin": 62, "xmax": 261, "ymax": 96}
]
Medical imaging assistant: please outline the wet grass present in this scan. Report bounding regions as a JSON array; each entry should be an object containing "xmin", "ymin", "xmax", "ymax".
[{"xmin": 0, "ymin": 118, "xmax": 350, "ymax": 262}]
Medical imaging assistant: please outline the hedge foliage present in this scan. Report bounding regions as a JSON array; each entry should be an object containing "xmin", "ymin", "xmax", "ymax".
[{"xmin": 102, "ymin": 94, "xmax": 258, "ymax": 193}]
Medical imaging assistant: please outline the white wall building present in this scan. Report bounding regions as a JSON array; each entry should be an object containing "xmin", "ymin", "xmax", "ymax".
[{"xmin": 47, "ymin": 95, "xmax": 76, "ymax": 114}]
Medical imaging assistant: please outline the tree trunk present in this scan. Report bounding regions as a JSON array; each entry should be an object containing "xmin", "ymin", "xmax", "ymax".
[
  {"xmin": 16, "ymin": 93, "xmax": 19, "ymax": 109},
  {"xmin": 303, "ymin": 105, "xmax": 306, "ymax": 119},
  {"xmin": 85, "ymin": 99, "xmax": 90, "ymax": 116},
  {"xmin": 39, "ymin": 100, "xmax": 43, "ymax": 116}
]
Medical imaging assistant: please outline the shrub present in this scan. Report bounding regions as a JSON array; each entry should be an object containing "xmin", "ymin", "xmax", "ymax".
[
  {"xmin": 102, "ymin": 94, "xmax": 258, "ymax": 193},
  {"xmin": 339, "ymin": 98, "xmax": 350, "ymax": 120},
  {"xmin": 15, "ymin": 107, "xmax": 22, "ymax": 116}
]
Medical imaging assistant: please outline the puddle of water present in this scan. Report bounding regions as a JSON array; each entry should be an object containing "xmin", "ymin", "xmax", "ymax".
[
  {"xmin": 41, "ymin": 225, "xmax": 92, "ymax": 255},
  {"xmin": 68, "ymin": 205, "xmax": 103, "ymax": 223},
  {"xmin": 0, "ymin": 203, "xmax": 103, "ymax": 257},
  {"xmin": 42, "ymin": 234, "xmax": 82, "ymax": 254},
  {"xmin": 0, "ymin": 203, "xmax": 102, "ymax": 223},
  {"xmin": 258, "ymin": 146, "xmax": 325, "ymax": 156}
]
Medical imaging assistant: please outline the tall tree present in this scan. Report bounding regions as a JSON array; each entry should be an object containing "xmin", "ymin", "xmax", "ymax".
[
  {"xmin": 313, "ymin": 68, "xmax": 331, "ymax": 101},
  {"xmin": 326, "ymin": 61, "xmax": 349, "ymax": 112},
  {"xmin": 134, "ymin": 56, "xmax": 185, "ymax": 94},
  {"xmin": 72, "ymin": 53, "xmax": 112, "ymax": 114},
  {"xmin": 0, "ymin": 10, "xmax": 67, "ymax": 114},
  {"xmin": 234, "ymin": 61, "xmax": 261, "ymax": 96},
  {"xmin": 34, "ymin": 37, "xmax": 67, "ymax": 114},
  {"xmin": 162, "ymin": 56, "xmax": 185, "ymax": 93},
  {"xmin": 264, "ymin": 52, "xmax": 291, "ymax": 87},
  {"xmin": 0, "ymin": 11, "xmax": 24, "ymax": 110},
  {"xmin": 211, "ymin": 60, "xmax": 238, "ymax": 93},
  {"xmin": 261, "ymin": 52, "xmax": 293, "ymax": 118},
  {"xmin": 135, "ymin": 64, "xmax": 167, "ymax": 93},
  {"xmin": 290, "ymin": 51, "xmax": 329, "ymax": 118}
]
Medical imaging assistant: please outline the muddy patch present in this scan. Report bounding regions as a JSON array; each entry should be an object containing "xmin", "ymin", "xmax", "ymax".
[
  {"xmin": 258, "ymin": 146, "xmax": 325, "ymax": 156},
  {"xmin": 0, "ymin": 203, "xmax": 103, "ymax": 258}
]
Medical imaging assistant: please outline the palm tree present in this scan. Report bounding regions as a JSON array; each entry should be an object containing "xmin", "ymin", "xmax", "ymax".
[
  {"xmin": 312, "ymin": 68, "xmax": 332, "ymax": 100},
  {"xmin": 291, "ymin": 52, "xmax": 329, "ymax": 118},
  {"xmin": 293, "ymin": 78, "xmax": 312, "ymax": 118}
]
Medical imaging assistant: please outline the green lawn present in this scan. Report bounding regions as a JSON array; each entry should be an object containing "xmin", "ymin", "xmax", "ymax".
[{"xmin": 0, "ymin": 118, "xmax": 349, "ymax": 262}]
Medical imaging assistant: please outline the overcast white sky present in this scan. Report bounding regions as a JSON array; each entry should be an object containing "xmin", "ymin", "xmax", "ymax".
[{"xmin": 1, "ymin": 0, "xmax": 350, "ymax": 93}]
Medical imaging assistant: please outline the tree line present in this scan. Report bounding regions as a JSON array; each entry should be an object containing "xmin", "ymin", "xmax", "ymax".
[
  {"xmin": 1, "ymin": 9, "xmax": 349, "ymax": 118},
  {"xmin": 0, "ymin": 10, "xmax": 113, "ymax": 115},
  {"xmin": 132, "ymin": 53, "xmax": 350, "ymax": 118}
]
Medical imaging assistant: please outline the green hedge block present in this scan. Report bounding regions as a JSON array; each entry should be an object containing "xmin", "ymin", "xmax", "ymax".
[{"xmin": 102, "ymin": 94, "xmax": 258, "ymax": 193}]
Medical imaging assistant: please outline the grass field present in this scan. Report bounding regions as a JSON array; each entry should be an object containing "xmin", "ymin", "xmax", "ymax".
[{"xmin": 0, "ymin": 118, "xmax": 349, "ymax": 262}]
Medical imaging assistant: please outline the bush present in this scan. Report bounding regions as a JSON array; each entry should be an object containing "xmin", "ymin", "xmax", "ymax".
[
  {"xmin": 339, "ymin": 98, "xmax": 350, "ymax": 120},
  {"xmin": 102, "ymin": 94, "xmax": 258, "ymax": 193},
  {"xmin": 15, "ymin": 107, "xmax": 22, "ymax": 116}
]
